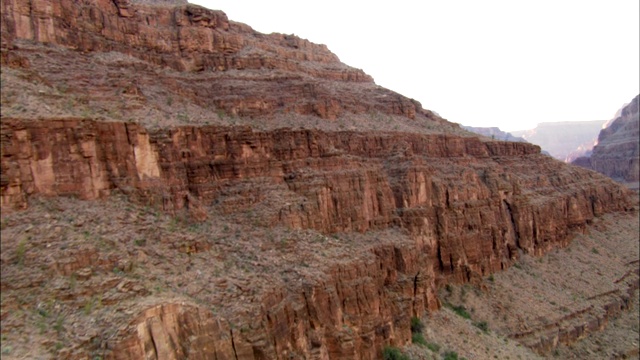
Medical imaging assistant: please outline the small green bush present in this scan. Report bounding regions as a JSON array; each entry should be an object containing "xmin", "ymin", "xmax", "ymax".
[
  {"xmin": 473, "ymin": 321, "xmax": 489, "ymax": 333},
  {"xmin": 412, "ymin": 332, "xmax": 427, "ymax": 346},
  {"xmin": 444, "ymin": 303, "xmax": 471, "ymax": 319},
  {"xmin": 383, "ymin": 346, "xmax": 409, "ymax": 360},
  {"xmin": 426, "ymin": 342, "xmax": 441, "ymax": 353},
  {"xmin": 442, "ymin": 351, "xmax": 459, "ymax": 360},
  {"xmin": 15, "ymin": 240, "xmax": 26, "ymax": 266},
  {"xmin": 410, "ymin": 316, "xmax": 424, "ymax": 333}
]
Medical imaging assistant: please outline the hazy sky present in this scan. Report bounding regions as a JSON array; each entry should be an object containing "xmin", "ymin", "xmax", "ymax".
[{"xmin": 190, "ymin": 0, "xmax": 639, "ymax": 131}]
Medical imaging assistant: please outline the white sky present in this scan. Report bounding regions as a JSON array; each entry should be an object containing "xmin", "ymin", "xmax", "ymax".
[{"xmin": 190, "ymin": 0, "xmax": 639, "ymax": 131}]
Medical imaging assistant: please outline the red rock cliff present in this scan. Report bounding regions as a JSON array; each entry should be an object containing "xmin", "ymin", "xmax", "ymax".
[
  {"xmin": 0, "ymin": 0, "xmax": 441, "ymax": 123},
  {"xmin": 0, "ymin": 0, "xmax": 636, "ymax": 359},
  {"xmin": 0, "ymin": 118, "xmax": 633, "ymax": 359}
]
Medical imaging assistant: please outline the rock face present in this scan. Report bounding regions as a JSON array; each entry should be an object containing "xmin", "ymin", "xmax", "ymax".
[
  {"xmin": 0, "ymin": 118, "xmax": 634, "ymax": 359},
  {"xmin": 511, "ymin": 121, "xmax": 606, "ymax": 161},
  {"xmin": 572, "ymin": 95, "xmax": 640, "ymax": 183},
  {"xmin": 0, "ymin": 1, "xmax": 636, "ymax": 359},
  {"xmin": 0, "ymin": 0, "xmax": 445, "ymax": 126}
]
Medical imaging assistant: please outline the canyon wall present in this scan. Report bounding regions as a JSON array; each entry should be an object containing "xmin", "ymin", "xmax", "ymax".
[
  {"xmin": 0, "ymin": 0, "xmax": 636, "ymax": 358},
  {"xmin": 572, "ymin": 95, "xmax": 639, "ymax": 182},
  {"xmin": 510, "ymin": 121, "xmax": 606, "ymax": 161},
  {"xmin": 1, "ymin": 118, "xmax": 634, "ymax": 359}
]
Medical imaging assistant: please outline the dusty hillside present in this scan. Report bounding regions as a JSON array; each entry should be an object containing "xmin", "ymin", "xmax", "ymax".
[
  {"xmin": 1, "ymin": 195, "xmax": 637, "ymax": 359},
  {"xmin": 0, "ymin": 0, "xmax": 463, "ymax": 135},
  {"xmin": 1, "ymin": 0, "xmax": 638, "ymax": 359}
]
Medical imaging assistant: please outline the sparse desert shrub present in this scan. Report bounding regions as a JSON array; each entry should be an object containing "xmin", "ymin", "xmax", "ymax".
[
  {"xmin": 444, "ymin": 303, "xmax": 471, "ymax": 319},
  {"xmin": 15, "ymin": 239, "xmax": 26, "ymax": 265},
  {"xmin": 382, "ymin": 346, "xmax": 409, "ymax": 360},
  {"xmin": 410, "ymin": 316, "xmax": 424, "ymax": 333},
  {"xmin": 426, "ymin": 342, "xmax": 441, "ymax": 353},
  {"xmin": 412, "ymin": 332, "xmax": 428, "ymax": 346},
  {"xmin": 54, "ymin": 316, "xmax": 64, "ymax": 334},
  {"xmin": 473, "ymin": 321, "xmax": 489, "ymax": 333},
  {"xmin": 442, "ymin": 351, "xmax": 459, "ymax": 360}
]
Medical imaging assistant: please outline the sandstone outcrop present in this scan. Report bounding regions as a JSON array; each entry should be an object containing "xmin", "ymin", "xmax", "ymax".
[
  {"xmin": 572, "ymin": 95, "xmax": 640, "ymax": 183},
  {"xmin": 0, "ymin": 0, "xmax": 637, "ymax": 359}
]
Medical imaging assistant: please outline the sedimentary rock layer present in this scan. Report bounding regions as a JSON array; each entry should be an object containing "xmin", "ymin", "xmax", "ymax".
[
  {"xmin": 0, "ymin": 0, "xmax": 439, "ymax": 122},
  {"xmin": 573, "ymin": 95, "xmax": 639, "ymax": 182},
  {"xmin": 0, "ymin": 1, "xmax": 636, "ymax": 358},
  {"xmin": 1, "ymin": 118, "xmax": 633, "ymax": 358}
]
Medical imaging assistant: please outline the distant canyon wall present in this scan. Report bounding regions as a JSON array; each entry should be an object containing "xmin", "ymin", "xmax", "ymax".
[
  {"xmin": 510, "ymin": 121, "xmax": 606, "ymax": 161},
  {"xmin": 572, "ymin": 95, "xmax": 639, "ymax": 183}
]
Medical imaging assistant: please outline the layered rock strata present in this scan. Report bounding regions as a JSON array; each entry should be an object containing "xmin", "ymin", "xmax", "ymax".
[
  {"xmin": 573, "ymin": 95, "xmax": 640, "ymax": 182},
  {"xmin": 0, "ymin": 0, "xmax": 442, "ymax": 124},
  {"xmin": 0, "ymin": 0, "xmax": 637, "ymax": 358},
  {"xmin": 1, "ymin": 118, "xmax": 634, "ymax": 358}
]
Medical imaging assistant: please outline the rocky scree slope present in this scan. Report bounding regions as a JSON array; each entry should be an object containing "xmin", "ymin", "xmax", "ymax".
[
  {"xmin": 0, "ymin": 0, "xmax": 457, "ymax": 133},
  {"xmin": 573, "ymin": 95, "xmax": 640, "ymax": 184},
  {"xmin": 0, "ymin": 0, "xmax": 637, "ymax": 359}
]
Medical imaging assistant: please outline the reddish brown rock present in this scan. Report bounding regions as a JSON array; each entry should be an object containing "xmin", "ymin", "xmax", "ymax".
[
  {"xmin": 0, "ymin": 0, "xmax": 446, "ymax": 124},
  {"xmin": 0, "ymin": 118, "xmax": 634, "ymax": 359},
  {"xmin": 0, "ymin": 1, "xmax": 636, "ymax": 358}
]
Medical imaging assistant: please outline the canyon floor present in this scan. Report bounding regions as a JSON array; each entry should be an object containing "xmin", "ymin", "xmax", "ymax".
[{"xmin": 0, "ymin": 191, "xmax": 638, "ymax": 360}]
